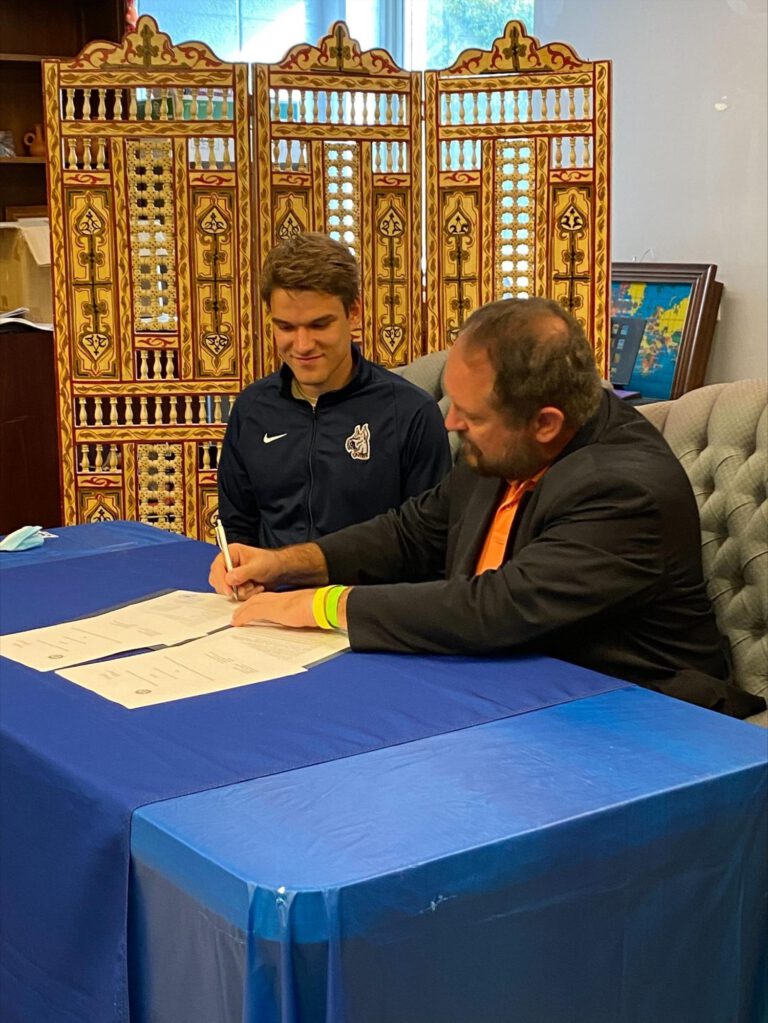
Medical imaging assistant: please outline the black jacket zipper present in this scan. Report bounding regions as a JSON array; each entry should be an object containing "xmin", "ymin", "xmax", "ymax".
[{"xmin": 305, "ymin": 402, "xmax": 318, "ymax": 541}]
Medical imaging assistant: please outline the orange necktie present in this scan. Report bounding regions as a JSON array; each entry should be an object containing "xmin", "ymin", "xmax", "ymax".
[{"xmin": 475, "ymin": 471, "xmax": 545, "ymax": 574}]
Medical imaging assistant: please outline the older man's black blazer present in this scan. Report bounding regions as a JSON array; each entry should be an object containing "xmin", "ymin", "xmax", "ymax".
[{"xmin": 318, "ymin": 390, "xmax": 764, "ymax": 717}]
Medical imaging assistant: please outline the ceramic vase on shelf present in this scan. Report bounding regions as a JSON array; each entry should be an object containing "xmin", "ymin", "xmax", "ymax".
[{"xmin": 23, "ymin": 125, "xmax": 46, "ymax": 158}]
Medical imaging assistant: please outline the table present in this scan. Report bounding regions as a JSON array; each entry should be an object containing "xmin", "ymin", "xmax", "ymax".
[
  {"xmin": 1, "ymin": 523, "xmax": 766, "ymax": 1023},
  {"xmin": 130, "ymin": 689, "xmax": 768, "ymax": 1023}
]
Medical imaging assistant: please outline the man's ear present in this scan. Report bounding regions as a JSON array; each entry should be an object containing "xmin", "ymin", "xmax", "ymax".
[
  {"xmin": 347, "ymin": 297, "xmax": 362, "ymax": 329},
  {"xmin": 532, "ymin": 406, "xmax": 566, "ymax": 445}
]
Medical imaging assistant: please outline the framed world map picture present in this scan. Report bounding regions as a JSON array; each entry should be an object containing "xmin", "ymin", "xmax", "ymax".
[{"xmin": 610, "ymin": 263, "xmax": 723, "ymax": 400}]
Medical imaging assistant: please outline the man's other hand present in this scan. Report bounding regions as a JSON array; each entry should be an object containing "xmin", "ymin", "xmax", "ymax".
[
  {"xmin": 208, "ymin": 543, "xmax": 278, "ymax": 600},
  {"xmin": 231, "ymin": 589, "xmax": 317, "ymax": 629},
  {"xmin": 210, "ymin": 540, "xmax": 331, "ymax": 601}
]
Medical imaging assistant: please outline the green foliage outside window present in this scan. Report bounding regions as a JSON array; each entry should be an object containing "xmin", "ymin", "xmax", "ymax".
[{"xmin": 421, "ymin": 0, "xmax": 534, "ymax": 68}]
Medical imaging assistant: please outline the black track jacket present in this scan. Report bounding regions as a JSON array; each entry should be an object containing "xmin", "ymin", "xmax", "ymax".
[{"xmin": 217, "ymin": 348, "xmax": 452, "ymax": 548}]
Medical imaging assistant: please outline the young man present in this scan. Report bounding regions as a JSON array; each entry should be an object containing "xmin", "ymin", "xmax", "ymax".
[
  {"xmin": 214, "ymin": 232, "xmax": 452, "ymax": 550},
  {"xmin": 211, "ymin": 297, "xmax": 764, "ymax": 719}
]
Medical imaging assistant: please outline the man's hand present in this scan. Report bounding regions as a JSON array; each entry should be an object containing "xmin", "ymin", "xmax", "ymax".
[
  {"xmin": 209, "ymin": 541, "xmax": 331, "ymax": 600},
  {"xmin": 208, "ymin": 543, "xmax": 279, "ymax": 600},
  {"xmin": 231, "ymin": 589, "xmax": 316, "ymax": 628},
  {"xmin": 231, "ymin": 586, "xmax": 351, "ymax": 630}
]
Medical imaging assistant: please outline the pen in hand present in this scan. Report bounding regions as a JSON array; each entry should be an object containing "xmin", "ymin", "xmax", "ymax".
[{"xmin": 214, "ymin": 519, "xmax": 240, "ymax": 601}]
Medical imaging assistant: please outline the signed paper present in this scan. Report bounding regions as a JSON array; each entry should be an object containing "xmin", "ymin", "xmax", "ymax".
[
  {"xmin": 57, "ymin": 625, "xmax": 349, "ymax": 708},
  {"xmin": 0, "ymin": 590, "xmax": 236, "ymax": 670}
]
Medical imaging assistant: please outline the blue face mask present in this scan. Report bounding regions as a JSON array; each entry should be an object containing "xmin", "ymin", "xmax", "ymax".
[{"xmin": 0, "ymin": 525, "xmax": 45, "ymax": 552}]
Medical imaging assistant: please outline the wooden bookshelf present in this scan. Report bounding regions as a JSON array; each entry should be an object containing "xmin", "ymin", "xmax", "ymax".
[
  {"xmin": 0, "ymin": 158, "xmax": 47, "ymax": 165},
  {"xmin": 0, "ymin": 3, "xmax": 123, "ymax": 529},
  {"xmin": 0, "ymin": 0, "xmax": 123, "ymax": 218}
]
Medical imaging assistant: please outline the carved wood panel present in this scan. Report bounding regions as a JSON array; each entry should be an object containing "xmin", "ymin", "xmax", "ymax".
[
  {"xmin": 45, "ymin": 16, "xmax": 253, "ymax": 536},
  {"xmin": 424, "ymin": 21, "xmax": 610, "ymax": 371}
]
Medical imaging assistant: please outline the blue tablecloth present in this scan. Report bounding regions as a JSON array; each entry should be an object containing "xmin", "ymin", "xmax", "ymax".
[
  {"xmin": 131, "ymin": 688, "xmax": 768, "ymax": 1023},
  {"xmin": 0, "ymin": 520, "xmax": 183, "ymax": 570},
  {"xmin": 0, "ymin": 523, "xmax": 629, "ymax": 1023}
]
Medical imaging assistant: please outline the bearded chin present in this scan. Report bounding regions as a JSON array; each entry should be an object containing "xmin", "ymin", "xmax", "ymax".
[
  {"xmin": 462, "ymin": 439, "xmax": 541, "ymax": 480},
  {"xmin": 461, "ymin": 441, "xmax": 496, "ymax": 478}
]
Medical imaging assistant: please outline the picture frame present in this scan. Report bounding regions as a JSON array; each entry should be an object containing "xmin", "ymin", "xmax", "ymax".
[{"xmin": 610, "ymin": 263, "xmax": 723, "ymax": 400}]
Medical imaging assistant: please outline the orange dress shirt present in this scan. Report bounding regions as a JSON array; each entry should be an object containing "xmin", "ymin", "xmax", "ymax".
[{"xmin": 474, "ymin": 470, "xmax": 547, "ymax": 574}]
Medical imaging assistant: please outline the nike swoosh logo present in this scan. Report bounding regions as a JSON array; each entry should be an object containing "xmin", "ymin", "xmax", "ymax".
[{"xmin": 263, "ymin": 432, "xmax": 288, "ymax": 444}]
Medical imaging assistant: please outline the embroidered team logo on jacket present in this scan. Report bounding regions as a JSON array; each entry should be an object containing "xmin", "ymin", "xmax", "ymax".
[{"xmin": 345, "ymin": 423, "xmax": 371, "ymax": 461}]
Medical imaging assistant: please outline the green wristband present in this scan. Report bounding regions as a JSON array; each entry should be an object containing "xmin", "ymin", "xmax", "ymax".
[{"xmin": 324, "ymin": 585, "xmax": 347, "ymax": 630}]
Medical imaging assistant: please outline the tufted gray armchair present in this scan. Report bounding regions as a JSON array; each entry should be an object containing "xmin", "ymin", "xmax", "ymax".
[
  {"xmin": 397, "ymin": 355, "xmax": 768, "ymax": 724},
  {"xmin": 639, "ymin": 381, "xmax": 768, "ymax": 726},
  {"xmin": 392, "ymin": 350, "xmax": 458, "ymax": 456}
]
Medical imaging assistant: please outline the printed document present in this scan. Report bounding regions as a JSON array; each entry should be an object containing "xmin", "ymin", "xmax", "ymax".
[
  {"xmin": 0, "ymin": 590, "xmax": 237, "ymax": 670},
  {"xmin": 57, "ymin": 624, "xmax": 349, "ymax": 708}
]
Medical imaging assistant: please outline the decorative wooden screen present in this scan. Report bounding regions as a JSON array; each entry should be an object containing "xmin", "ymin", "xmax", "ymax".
[
  {"xmin": 424, "ymin": 21, "xmax": 611, "ymax": 372},
  {"xmin": 252, "ymin": 23, "xmax": 423, "ymax": 374},
  {"xmin": 46, "ymin": 17, "xmax": 611, "ymax": 537},
  {"xmin": 44, "ymin": 15, "xmax": 253, "ymax": 540}
]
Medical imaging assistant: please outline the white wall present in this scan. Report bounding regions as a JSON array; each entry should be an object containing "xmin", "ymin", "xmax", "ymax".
[{"xmin": 535, "ymin": 0, "xmax": 767, "ymax": 382}]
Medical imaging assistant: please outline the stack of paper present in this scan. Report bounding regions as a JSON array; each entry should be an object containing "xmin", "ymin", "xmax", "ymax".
[
  {"xmin": 57, "ymin": 625, "xmax": 349, "ymax": 709},
  {"xmin": 0, "ymin": 590, "xmax": 348, "ymax": 708}
]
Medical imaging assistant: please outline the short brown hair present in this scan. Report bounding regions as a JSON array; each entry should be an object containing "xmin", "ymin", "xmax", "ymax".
[
  {"xmin": 260, "ymin": 233, "xmax": 360, "ymax": 312},
  {"xmin": 459, "ymin": 297, "xmax": 603, "ymax": 428}
]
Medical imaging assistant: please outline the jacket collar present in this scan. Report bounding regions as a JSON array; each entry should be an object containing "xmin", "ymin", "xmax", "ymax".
[
  {"xmin": 278, "ymin": 344, "xmax": 371, "ymax": 405},
  {"xmin": 549, "ymin": 388, "xmax": 612, "ymax": 466},
  {"xmin": 453, "ymin": 391, "xmax": 614, "ymax": 575}
]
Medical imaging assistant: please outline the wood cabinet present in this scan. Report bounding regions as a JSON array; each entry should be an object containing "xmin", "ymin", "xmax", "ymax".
[
  {"xmin": 0, "ymin": 329, "xmax": 61, "ymax": 531},
  {"xmin": 0, "ymin": 0, "xmax": 123, "ymax": 217}
]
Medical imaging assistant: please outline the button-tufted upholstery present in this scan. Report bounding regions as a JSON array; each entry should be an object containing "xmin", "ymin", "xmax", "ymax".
[
  {"xmin": 393, "ymin": 350, "xmax": 459, "ymax": 458},
  {"xmin": 397, "ymin": 355, "xmax": 767, "ymax": 725},
  {"xmin": 639, "ymin": 381, "xmax": 768, "ymax": 725}
]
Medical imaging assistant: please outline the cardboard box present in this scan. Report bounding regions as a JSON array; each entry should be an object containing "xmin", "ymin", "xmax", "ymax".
[{"xmin": 0, "ymin": 219, "xmax": 53, "ymax": 325}]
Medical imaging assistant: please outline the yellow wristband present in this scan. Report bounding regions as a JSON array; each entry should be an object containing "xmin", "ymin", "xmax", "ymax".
[
  {"xmin": 324, "ymin": 585, "xmax": 347, "ymax": 630},
  {"xmin": 312, "ymin": 586, "xmax": 333, "ymax": 630}
]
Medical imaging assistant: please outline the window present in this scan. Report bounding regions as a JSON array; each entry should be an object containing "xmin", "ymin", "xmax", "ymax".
[
  {"xmin": 404, "ymin": 0, "xmax": 534, "ymax": 69},
  {"xmin": 136, "ymin": 0, "xmax": 535, "ymax": 67},
  {"xmin": 136, "ymin": 1, "xmax": 375, "ymax": 62}
]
